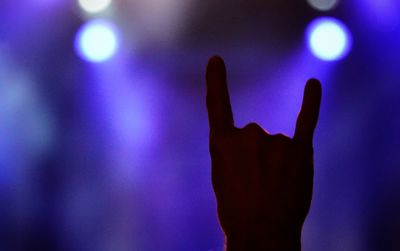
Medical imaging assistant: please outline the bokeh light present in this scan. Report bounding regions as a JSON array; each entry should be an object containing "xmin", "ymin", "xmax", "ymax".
[
  {"xmin": 74, "ymin": 20, "xmax": 119, "ymax": 63},
  {"xmin": 78, "ymin": 0, "xmax": 112, "ymax": 14},
  {"xmin": 306, "ymin": 17, "xmax": 352, "ymax": 61},
  {"xmin": 307, "ymin": 0, "xmax": 339, "ymax": 11}
]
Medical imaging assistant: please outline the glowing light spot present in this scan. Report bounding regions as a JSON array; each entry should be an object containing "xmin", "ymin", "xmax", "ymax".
[
  {"xmin": 306, "ymin": 17, "xmax": 352, "ymax": 61},
  {"xmin": 74, "ymin": 20, "xmax": 119, "ymax": 63},
  {"xmin": 78, "ymin": 0, "xmax": 112, "ymax": 14},
  {"xmin": 307, "ymin": 0, "xmax": 339, "ymax": 11}
]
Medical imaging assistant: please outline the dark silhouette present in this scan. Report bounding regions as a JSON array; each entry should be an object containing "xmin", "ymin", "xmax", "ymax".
[{"xmin": 206, "ymin": 56, "xmax": 322, "ymax": 251}]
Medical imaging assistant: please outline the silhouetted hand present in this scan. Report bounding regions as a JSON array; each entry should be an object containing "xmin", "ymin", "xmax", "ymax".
[{"xmin": 206, "ymin": 56, "xmax": 322, "ymax": 251}]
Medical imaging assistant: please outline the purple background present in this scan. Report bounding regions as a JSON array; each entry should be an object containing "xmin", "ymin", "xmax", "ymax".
[{"xmin": 0, "ymin": 0, "xmax": 399, "ymax": 250}]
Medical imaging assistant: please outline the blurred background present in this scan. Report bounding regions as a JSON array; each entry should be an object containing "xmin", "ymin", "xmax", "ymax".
[{"xmin": 0, "ymin": 0, "xmax": 399, "ymax": 250}]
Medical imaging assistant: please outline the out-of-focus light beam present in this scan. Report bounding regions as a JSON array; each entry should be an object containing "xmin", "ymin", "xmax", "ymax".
[
  {"xmin": 78, "ymin": 0, "xmax": 112, "ymax": 14},
  {"xmin": 306, "ymin": 17, "xmax": 352, "ymax": 61},
  {"xmin": 0, "ymin": 54, "xmax": 54, "ymax": 167},
  {"xmin": 307, "ymin": 0, "xmax": 339, "ymax": 11},
  {"xmin": 88, "ymin": 62, "xmax": 162, "ymax": 183},
  {"xmin": 74, "ymin": 20, "xmax": 119, "ymax": 63}
]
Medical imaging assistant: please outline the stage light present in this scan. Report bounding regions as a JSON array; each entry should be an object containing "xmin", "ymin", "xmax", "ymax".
[
  {"xmin": 306, "ymin": 17, "xmax": 352, "ymax": 61},
  {"xmin": 78, "ymin": 0, "xmax": 112, "ymax": 14},
  {"xmin": 74, "ymin": 20, "xmax": 119, "ymax": 63},
  {"xmin": 307, "ymin": 0, "xmax": 339, "ymax": 11}
]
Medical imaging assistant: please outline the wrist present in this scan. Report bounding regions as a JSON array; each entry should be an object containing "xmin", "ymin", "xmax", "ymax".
[{"xmin": 225, "ymin": 228, "xmax": 302, "ymax": 251}]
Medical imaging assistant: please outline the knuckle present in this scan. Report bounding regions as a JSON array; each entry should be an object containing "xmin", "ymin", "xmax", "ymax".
[
  {"xmin": 273, "ymin": 133, "xmax": 288, "ymax": 140},
  {"xmin": 243, "ymin": 122, "xmax": 263, "ymax": 134},
  {"xmin": 274, "ymin": 133, "xmax": 287, "ymax": 139},
  {"xmin": 271, "ymin": 133, "xmax": 291, "ymax": 145}
]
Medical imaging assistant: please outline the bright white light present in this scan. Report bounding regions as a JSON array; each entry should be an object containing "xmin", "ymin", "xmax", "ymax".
[
  {"xmin": 78, "ymin": 0, "xmax": 112, "ymax": 13},
  {"xmin": 307, "ymin": 0, "xmax": 339, "ymax": 11},
  {"xmin": 307, "ymin": 17, "xmax": 352, "ymax": 61},
  {"xmin": 74, "ymin": 20, "xmax": 119, "ymax": 63}
]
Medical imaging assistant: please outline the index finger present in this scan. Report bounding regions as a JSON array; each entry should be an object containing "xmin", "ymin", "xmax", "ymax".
[
  {"xmin": 294, "ymin": 78, "xmax": 322, "ymax": 145},
  {"xmin": 206, "ymin": 56, "xmax": 234, "ymax": 132}
]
